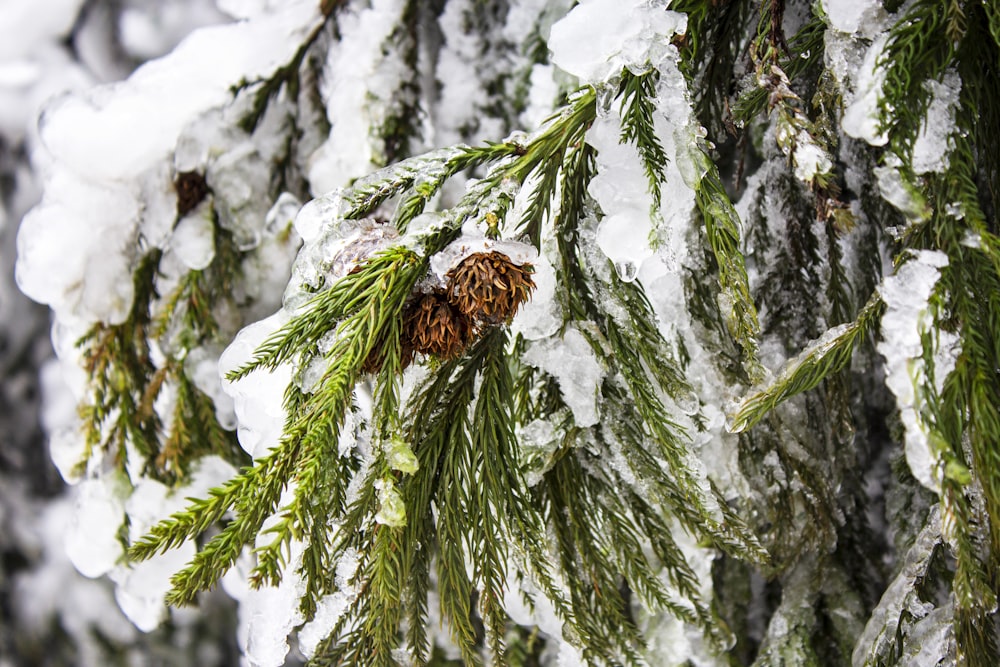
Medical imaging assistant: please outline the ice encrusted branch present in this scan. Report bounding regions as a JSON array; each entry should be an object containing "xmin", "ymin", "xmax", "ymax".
[
  {"xmin": 852, "ymin": 506, "xmax": 947, "ymax": 667},
  {"xmin": 730, "ymin": 291, "xmax": 884, "ymax": 433}
]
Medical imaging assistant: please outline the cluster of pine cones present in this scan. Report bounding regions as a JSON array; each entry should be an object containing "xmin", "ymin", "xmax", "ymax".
[{"xmin": 364, "ymin": 250, "xmax": 534, "ymax": 373}]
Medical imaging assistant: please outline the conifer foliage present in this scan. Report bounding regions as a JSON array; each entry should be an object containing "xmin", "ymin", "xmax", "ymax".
[{"xmin": 13, "ymin": 0, "xmax": 1000, "ymax": 665}]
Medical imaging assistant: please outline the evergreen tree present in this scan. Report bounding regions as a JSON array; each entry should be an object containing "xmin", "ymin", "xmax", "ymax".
[{"xmin": 9, "ymin": 0, "xmax": 1000, "ymax": 665}]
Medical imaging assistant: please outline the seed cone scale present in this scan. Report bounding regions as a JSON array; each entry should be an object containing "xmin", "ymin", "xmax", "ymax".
[
  {"xmin": 360, "ymin": 334, "xmax": 415, "ymax": 375},
  {"xmin": 404, "ymin": 289, "xmax": 472, "ymax": 360},
  {"xmin": 446, "ymin": 251, "xmax": 535, "ymax": 324}
]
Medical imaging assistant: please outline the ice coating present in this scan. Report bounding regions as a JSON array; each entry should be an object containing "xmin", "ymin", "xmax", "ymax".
[
  {"xmin": 285, "ymin": 215, "xmax": 400, "ymax": 310},
  {"xmin": 516, "ymin": 417, "xmax": 562, "ymax": 487},
  {"xmin": 522, "ymin": 325, "xmax": 605, "ymax": 427},
  {"xmin": 877, "ymin": 250, "xmax": 952, "ymax": 493},
  {"xmin": 852, "ymin": 507, "xmax": 942, "ymax": 666},
  {"xmin": 11, "ymin": 0, "xmax": 977, "ymax": 660},
  {"xmin": 729, "ymin": 321, "xmax": 854, "ymax": 433},
  {"xmin": 429, "ymin": 231, "xmax": 538, "ymax": 284},
  {"xmin": 374, "ymin": 478, "xmax": 407, "ymax": 527}
]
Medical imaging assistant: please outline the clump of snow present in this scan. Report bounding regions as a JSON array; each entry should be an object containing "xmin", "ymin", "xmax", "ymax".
[
  {"xmin": 429, "ymin": 231, "xmax": 537, "ymax": 283},
  {"xmin": 298, "ymin": 548, "xmax": 362, "ymax": 657},
  {"xmin": 821, "ymin": 0, "xmax": 888, "ymax": 37},
  {"xmin": 307, "ymin": 0, "xmax": 412, "ymax": 194},
  {"xmin": 12, "ymin": 494, "xmax": 138, "ymax": 665},
  {"xmin": 216, "ymin": 486, "xmax": 310, "ymax": 667},
  {"xmin": 0, "ymin": 0, "xmax": 84, "ymax": 61},
  {"xmin": 911, "ymin": 71, "xmax": 962, "ymax": 175},
  {"xmin": 109, "ymin": 456, "xmax": 237, "ymax": 632},
  {"xmin": 431, "ymin": 0, "xmax": 511, "ymax": 149},
  {"xmin": 874, "ymin": 158, "xmax": 931, "ymax": 224},
  {"xmin": 242, "ymin": 539, "xmax": 306, "ymax": 667},
  {"xmin": 516, "ymin": 416, "xmax": 563, "ymax": 486},
  {"xmin": 510, "ymin": 247, "xmax": 561, "ymax": 340},
  {"xmin": 519, "ymin": 63, "xmax": 561, "ymax": 130},
  {"xmin": 37, "ymin": 2, "xmax": 318, "ymax": 182},
  {"xmin": 522, "ymin": 325, "xmax": 605, "ymax": 427},
  {"xmin": 39, "ymin": 357, "xmax": 89, "ymax": 483},
  {"xmin": 0, "ymin": 20, "xmax": 93, "ymax": 143},
  {"xmin": 877, "ymin": 251, "xmax": 954, "ymax": 493},
  {"xmin": 548, "ymin": 0, "xmax": 686, "ymax": 84},
  {"xmin": 220, "ymin": 312, "xmax": 293, "ymax": 459},
  {"xmin": 185, "ymin": 345, "xmax": 237, "ymax": 430},
  {"xmin": 550, "ymin": 0, "xmax": 705, "ymax": 283},
  {"xmin": 17, "ymin": 1, "xmax": 320, "ymax": 326},
  {"xmin": 66, "ymin": 474, "xmax": 130, "ymax": 578},
  {"xmin": 16, "ymin": 167, "xmax": 140, "ymax": 324},
  {"xmin": 841, "ymin": 34, "xmax": 890, "ymax": 146},
  {"xmin": 118, "ymin": 1, "xmax": 231, "ymax": 61},
  {"xmin": 586, "ymin": 112, "xmax": 656, "ymax": 279},
  {"xmin": 791, "ymin": 131, "xmax": 833, "ymax": 184}
]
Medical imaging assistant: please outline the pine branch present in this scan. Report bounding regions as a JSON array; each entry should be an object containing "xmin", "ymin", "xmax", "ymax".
[
  {"xmin": 695, "ymin": 163, "xmax": 765, "ymax": 382},
  {"xmin": 672, "ymin": 0, "xmax": 752, "ymax": 137},
  {"xmin": 76, "ymin": 250, "xmax": 164, "ymax": 477},
  {"xmin": 227, "ymin": 247, "xmax": 422, "ymax": 381},
  {"xmin": 877, "ymin": 0, "xmax": 957, "ymax": 157},
  {"xmin": 237, "ymin": 6, "xmax": 339, "ymax": 134},
  {"xmin": 127, "ymin": 438, "xmax": 293, "ymax": 561},
  {"xmin": 730, "ymin": 291, "xmax": 885, "ymax": 433},
  {"xmin": 619, "ymin": 69, "xmax": 668, "ymax": 211}
]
